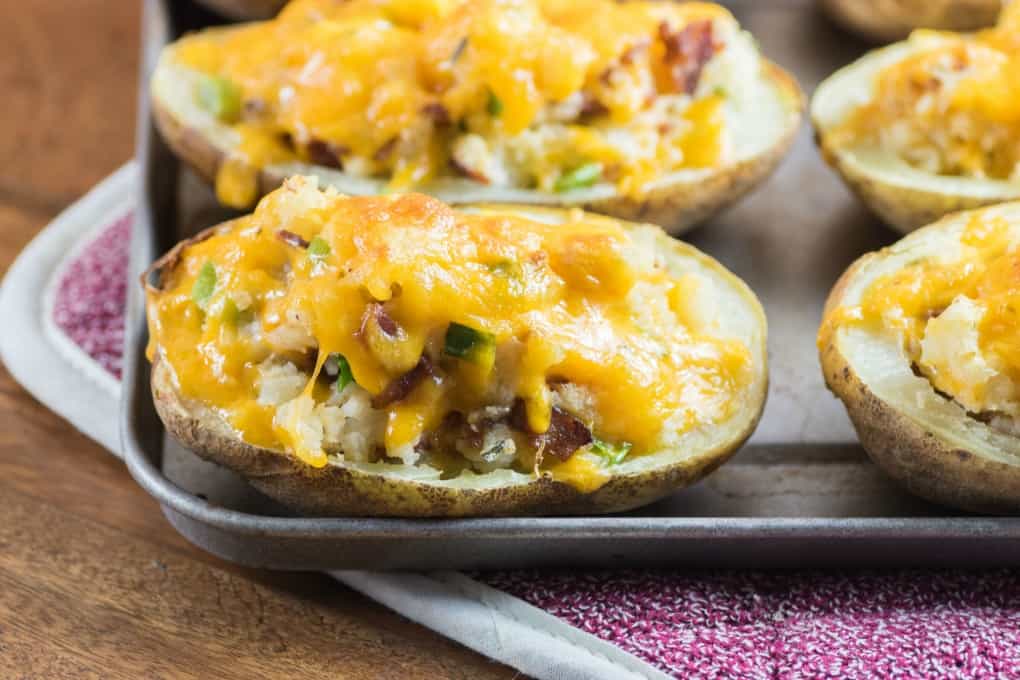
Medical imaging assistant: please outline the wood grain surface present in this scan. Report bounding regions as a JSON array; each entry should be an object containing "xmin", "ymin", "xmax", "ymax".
[{"xmin": 0, "ymin": 2, "xmax": 518, "ymax": 677}]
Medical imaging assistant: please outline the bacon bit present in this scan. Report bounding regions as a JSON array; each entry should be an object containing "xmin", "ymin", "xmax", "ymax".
[
  {"xmin": 450, "ymin": 157, "xmax": 491, "ymax": 184},
  {"xmin": 371, "ymin": 355, "xmax": 433, "ymax": 408},
  {"xmin": 601, "ymin": 163, "xmax": 623, "ymax": 183},
  {"xmin": 658, "ymin": 19, "xmax": 719, "ymax": 95},
  {"xmin": 373, "ymin": 137, "xmax": 399, "ymax": 162},
  {"xmin": 306, "ymin": 139, "xmax": 348, "ymax": 169},
  {"xmin": 276, "ymin": 229, "xmax": 310, "ymax": 249},
  {"xmin": 579, "ymin": 93, "xmax": 609, "ymax": 119},
  {"xmin": 597, "ymin": 42, "xmax": 649, "ymax": 88},
  {"xmin": 360, "ymin": 302, "xmax": 400, "ymax": 337},
  {"xmin": 421, "ymin": 102, "xmax": 452, "ymax": 127},
  {"xmin": 620, "ymin": 40, "xmax": 649, "ymax": 66},
  {"xmin": 242, "ymin": 98, "xmax": 268, "ymax": 120},
  {"xmin": 509, "ymin": 400, "xmax": 593, "ymax": 461}
]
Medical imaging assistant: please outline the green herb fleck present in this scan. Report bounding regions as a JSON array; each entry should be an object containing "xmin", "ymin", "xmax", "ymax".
[
  {"xmin": 192, "ymin": 262, "xmax": 217, "ymax": 309},
  {"xmin": 590, "ymin": 437, "xmax": 632, "ymax": 465},
  {"xmin": 487, "ymin": 258, "xmax": 521, "ymax": 277},
  {"xmin": 308, "ymin": 236, "xmax": 331, "ymax": 259},
  {"xmin": 325, "ymin": 353, "xmax": 355, "ymax": 392},
  {"xmin": 221, "ymin": 298, "xmax": 239, "ymax": 325},
  {"xmin": 713, "ymin": 86, "xmax": 728, "ymax": 98},
  {"xmin": 444, "ymin": 322, "xmax": 496, "ymax": 366},
  {"xmin": 487, "ymin": 91, "xmax": 503, "ymax": 117},
  {"xmin": 554, "ymin": 162, "xmax": 602, "ymax": 192},
  {"xmin": 195, "ymin": 75, "xmax": 242, "ymax": 123}
]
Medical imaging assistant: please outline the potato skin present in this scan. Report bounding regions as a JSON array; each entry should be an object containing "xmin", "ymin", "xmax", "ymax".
[
  {"xmin": 820, "ymin": 0, "xmax": 1002, "ymax": 43},
  {"xmin": 153, "ymin": 352, "xmax": 753, "ymax": 516},
  {"xmin": 812, "ymin": 35, "xmax": 1020, "ymax": 235},
  {"xmin": 815, "ymin": 133, "xmax": 1013, "ymax": 235},
  {"xmin": 146, "ymin": 217, "xmax": 767, "ymax": 517},
  {"xmin": 194, "ymin": 0, "xmax": 286, "ymax": 20},
  {"xmin": 820, "ymin": 251, "xmax": 1020, "ymax": 514},
  {"xmin": 152, "ymin": 56, "xmax": 802, "ymax": 236}
]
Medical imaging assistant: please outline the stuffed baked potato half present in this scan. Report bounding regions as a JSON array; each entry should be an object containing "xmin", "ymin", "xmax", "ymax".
[
  {"xmin": 820, "ymin": 0, "xmax": 1002, "ymax": 43},
  {"xmin": 194, "ymin": 0, "xmax": 287, "ymax": 21},
  {"xmin": 813, "ymin": 4, "xmax": 1020, "ymax": 234},
  {"xmin": 144, "ymin": 176, "xmax": 768, "ymax": 517},
  {"xmin": 820, "ymin": 202, "xmax": 1020, "ymax": 513},
  {"xmin": 151, "ymin": 0, "xmax": 802, "ymax": 235}
]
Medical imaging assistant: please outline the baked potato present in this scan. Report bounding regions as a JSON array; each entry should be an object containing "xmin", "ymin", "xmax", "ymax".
[
  {"xmin": 820, "ymin": 0, "xmax": 1002, "ymax": 43},
  {"xmin": 194, "ymin": 0, "xmax": 287, "ymax": 21},
  {"xmin": 144, "ymin": 176, "xmax": 768, "ymax": 517},
  {"xmin": 813, "ymin": 4, "xmax": 1020, "ymax": 234},
  {"xmin": 820, "ymin": 201, "xmax": 1020, "ymax": 513},
  {"xmin": 151, "ymin": 0, "xmax": 803, "ymax": 235}
]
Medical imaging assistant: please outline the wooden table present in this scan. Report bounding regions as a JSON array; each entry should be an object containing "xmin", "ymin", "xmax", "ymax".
[{"xmin": 0, "ymin": 3, "xmax": 517, "ymax": 676}]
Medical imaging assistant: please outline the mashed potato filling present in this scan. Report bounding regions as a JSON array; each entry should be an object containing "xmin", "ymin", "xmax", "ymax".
[
  {"xmin": 145, "ymin": 176, "xmax": 752, "ymax": 487},
  {"xmin": 849, "ymin": 213, "xmax": 1020, "ymax": 425},
  {"xmin": 830, "ymin": 3, "xmax": 1020, "ymax": 181},
  {"xmin": 171, "ymin": 0, "xmax": 766, "ymax": 206}
]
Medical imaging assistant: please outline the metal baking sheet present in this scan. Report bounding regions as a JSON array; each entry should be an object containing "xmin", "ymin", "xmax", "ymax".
[{"xmin": 122, "ymin": 0, "xmax": 1020, "ymax": 568}]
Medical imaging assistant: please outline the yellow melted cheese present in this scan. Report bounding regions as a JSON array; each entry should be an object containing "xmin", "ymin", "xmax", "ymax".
[
  {"xmin": 146, "ymin": 177, "xmax": 752, "ymax": 488},
  {"xmin": 832, "ymin": 3, "xmax": 1020, "ymax": 179},
  {"xmin": 824, "ymin": 212, "xmax": 1020, "ymax": 414},
  {"xmin": 172, "ymin": 0, "xmax": 736, "ymax": 206}
]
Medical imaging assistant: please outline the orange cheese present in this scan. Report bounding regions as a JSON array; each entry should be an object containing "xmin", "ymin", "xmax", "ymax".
[
  {"xmin": 833, "ymin": 3, "xmax": 1020, "ymax": 179},
  {"xmin": 828, "ymin": 213, "xmax": 1020, "ymax": 392},
  {"xmin": 146, "ymin": 180, "xmax": 752, "ymax": 481},
  {"xmin": 173, "ymin": 0, "xmax": 735, "ymax": 206}
]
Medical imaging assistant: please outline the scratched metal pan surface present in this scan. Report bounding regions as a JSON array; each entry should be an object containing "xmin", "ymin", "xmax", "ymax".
[{"xmin": 122, "ymin": 0, "xmax": 1020, "ymax": 569}]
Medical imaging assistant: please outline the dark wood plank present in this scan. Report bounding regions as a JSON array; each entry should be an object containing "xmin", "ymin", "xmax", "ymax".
[{"xmin": 0, "ymin": 2, "xmax": 519, "ymax": 676}]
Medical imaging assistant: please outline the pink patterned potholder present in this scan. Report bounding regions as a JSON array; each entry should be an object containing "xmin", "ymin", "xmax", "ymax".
[{"xmin": 52, "ymin": 213, "xmax": 1020, "ymax": 680}]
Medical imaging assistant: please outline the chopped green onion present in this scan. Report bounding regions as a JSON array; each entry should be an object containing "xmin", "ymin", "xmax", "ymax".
[
  {"xmin": 308, "ymin": 236, "xmax": 331, "ymax": 259},
  {"xmin": 192, "ymin": 261, "xmax": 217, "ymax": 309},
  {"xmin": 195, "ymin": 75, "xmax": 242, "ymax": 123},
  {"xmin": 221, "ymin": 298, "xmax": 239, "ymax": 325},
  {"xmin": 713, "ymin": 85, "xmax": 728, "ymax": 98},
  {"xmin": 325, "ymin": 353, "xmax": 355, "ymax": 392},
  {"xmin": 487, "ymin": 91, "xmax": 503, "ymax": 117},
  {"xmin": 554, "ymin": 162, "xmax": 602, "ymax": 192},
  {"xmin": 443, "ymin": 322, "xmax": 496, "ymax": 367},
  {"xmin": 590, "ymin": 437, "xmax": 631, "ymax": 465},
  {"xmin": 487, "ymin": 258, "xmax": 521, "ymax": 277}
]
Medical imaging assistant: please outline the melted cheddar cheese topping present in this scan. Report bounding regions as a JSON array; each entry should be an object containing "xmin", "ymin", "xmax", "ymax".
[
  {"xmin": 146, "ymin": 177, "xmax": 753, "ymax": 486},
  {"xmin": 831, "ymin": 3, "xmax": 1020, "ymax": 180},
  {"xmin": 827, "ymin": 212, "xmax": 1020, "ymax": 419},
  {"xmin": 170, "ymin": 0, "xmax": 748, "ymax": 207}
]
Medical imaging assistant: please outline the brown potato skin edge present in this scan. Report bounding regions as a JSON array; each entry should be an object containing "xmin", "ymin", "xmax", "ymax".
[
  {"xmin": 152, "ymin": 60, "xmax": 803, "ymax": 236},
  {"xmin": 194, "ymin": 0, "xmax": 286, "ymax": 20},
  {"xmin": 820, "ymin": 255, "xmax": 1020, "ymax": 514},
  {"xmin": 820, "ymin": 0, "xmax": 1002, "ymax": 43},
  {"xmin": 815, "ymin": 132, "xmax": 1014, "ymax": 235},
  {"xmin": 145, "ymin": 223, "xmax": 766, "ymax": 517}
]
